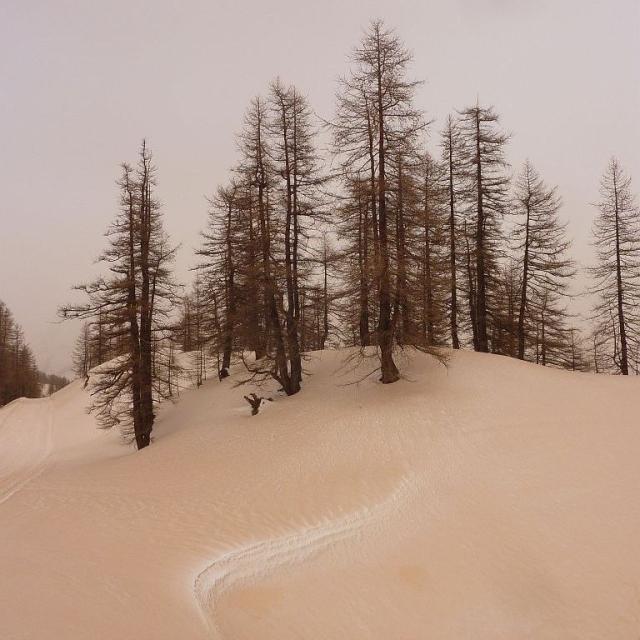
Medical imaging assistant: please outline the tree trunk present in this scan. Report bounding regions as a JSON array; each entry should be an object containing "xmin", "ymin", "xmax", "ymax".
[
  {"xmin": 474, "ymin": 109, "xmax": 489, "ymax": 352},
  {"xmin": 138, "ymin": 154, "xmax": 153, "ymax": 449},
  {"xmin": 423, "ymin": 175, "xmax": 434, "ymax": 345},
  {"xmin": 613, "ymin": 170, "xmax": 629, "ymax": 375},
  {"xmin": 447, "ymin": 124, "xmax": 460, "ymax": 349},
  {"xmin": 375, "ymin": 33, "xmax": 399, "ymax": 384},
  {"xmin": 279, "ymin": 93, "xmax": 302, "ymax": 393},
  {"xmin": 517, "ymin": 199, "xmax": 531, "ymax": 360},
  {"xmin": 358, "ymin": 183, "xmax": 371, "ymax": 346},
  {"xmin": 321, "ymin": 242, "xmax": 330, "ymax": 349},
  {"xmin": 125, "ymin": 179, "xmax": 143, "ymax": 447},
  {"xmin": 395, "ymin": 153, "xmax": 409, "ymax": 345},
  {"xmin": 247, "ymin": 194, "xmax": 265, "ymax": 360},
  {"xmin": 221, "ymin": 197, "xmax": 235, "ymax": 377},
  {"xmin": 464, "ymin": 220, "xmax": 478, "ymax": 351}
]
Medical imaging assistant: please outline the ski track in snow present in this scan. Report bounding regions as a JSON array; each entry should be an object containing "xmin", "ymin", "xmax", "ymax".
[
  {"xmin": 0, "ymin": 397, "xmax": 54, "ymax": 506},
  {"xmin": 193, "ymin": 472, "xmax": 418, "ymax": 638}
]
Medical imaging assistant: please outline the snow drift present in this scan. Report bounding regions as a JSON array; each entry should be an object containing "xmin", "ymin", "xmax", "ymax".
[{"xmin": 1, "ymin": 349, "xmax": 639, "ymax": 639}]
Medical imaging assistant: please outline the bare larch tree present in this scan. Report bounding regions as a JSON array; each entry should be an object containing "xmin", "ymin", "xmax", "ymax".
[{"xmin": 590, "ymin": 158, "xmax": 640, "ymax": 375}]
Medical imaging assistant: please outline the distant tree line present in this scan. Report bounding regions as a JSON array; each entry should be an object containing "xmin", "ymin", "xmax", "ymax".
[
  {"xmin": 64, "ymin": 20, "xmax": 640, "ymax": 449},
  {"xmin": 38, "ymin": 371, "xmax": 70, "ymax": 396},
  {"xmin": 0, "ymin": 300, "xmax": 40, "ymax": 405},
  {"xmin": 0, "ymin": 300, "xmax": 69, "ymax": 406}
]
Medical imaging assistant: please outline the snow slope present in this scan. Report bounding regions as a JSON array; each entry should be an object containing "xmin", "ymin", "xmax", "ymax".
[{"xmin": 1, "ymin": 349, "xmax": 639, "ymax": 639}]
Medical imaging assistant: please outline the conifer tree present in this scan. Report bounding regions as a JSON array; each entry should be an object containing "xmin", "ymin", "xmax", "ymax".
[
  {"xmin": 440, "ymin": 115, "xmax": 465, "ymax": 349},
  {"xmin": 458, "ymin": 103, "xmax": 510, "ymax": 352},
  {"xmin": 332, "ymin": 20, "xmax": 424, "ymax": 382},
  {"xmin": 268, "ymin": 80, "xmax": 323, "ymax": 393},
  {"xmin": 412, "ymin": 151, "xmax": 449, "ymax": 347},
  {"xmin": 61, "ymin": 142, "xmax": 177, "ymax": 448},
  {"xmin": 590, "ymin": 158, "xmax": 640, "ymax": 374},
  {"xmin": 513, "ymin": 161, "xmax": 575, "ymax": 360}
]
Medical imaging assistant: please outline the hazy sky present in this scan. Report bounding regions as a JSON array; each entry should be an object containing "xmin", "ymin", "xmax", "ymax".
[{"xmin": 1, "ymin": 0, "xmax": 639, "ymax": 375}]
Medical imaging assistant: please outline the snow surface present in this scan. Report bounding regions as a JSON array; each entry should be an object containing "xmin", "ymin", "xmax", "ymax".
[{"xmin": 1, "ymin": 349, "xmax": 639, "ymax": 639}]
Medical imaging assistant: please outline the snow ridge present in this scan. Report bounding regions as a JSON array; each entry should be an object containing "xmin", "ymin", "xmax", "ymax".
[{"xmin": 193, "ymin": 472, "xmax": 417, "ymax": 638}]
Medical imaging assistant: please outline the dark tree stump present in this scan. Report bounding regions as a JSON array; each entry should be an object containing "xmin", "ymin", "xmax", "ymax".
[{"xmin": 243, "ymin": 393, "xmax": 262, "ymax": 415}]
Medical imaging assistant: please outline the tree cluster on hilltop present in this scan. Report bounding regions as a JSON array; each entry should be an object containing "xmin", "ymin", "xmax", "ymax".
[{"xmin": 64, "ymin": 21, "xmax": 640, "ymax": 449}]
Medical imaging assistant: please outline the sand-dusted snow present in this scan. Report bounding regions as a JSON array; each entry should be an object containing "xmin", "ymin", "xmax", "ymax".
[{"xmin": 1, "ymin": 349, "xmax": 639, "ymax": 639}]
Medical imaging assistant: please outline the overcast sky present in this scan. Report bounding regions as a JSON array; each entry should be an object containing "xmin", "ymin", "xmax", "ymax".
[{"xmin": 1, "ymin": 0, "xmax": 639, "ymax": 375}]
